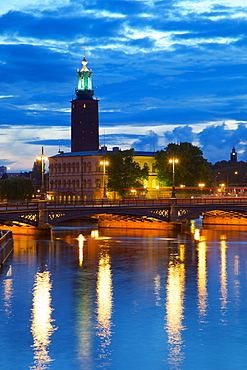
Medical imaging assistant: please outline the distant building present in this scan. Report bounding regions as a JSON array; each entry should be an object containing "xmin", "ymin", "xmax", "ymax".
[
  {"xmin": 0, "ymin": 166, "xmax": 7, "ymax": 177},
  {"xmin": 230, "ymin": 147, "xmax": 237, "ymax": 162},
  {"xmin": 48, "ymin": 147, "xmax": 158, "ymax": 202}
]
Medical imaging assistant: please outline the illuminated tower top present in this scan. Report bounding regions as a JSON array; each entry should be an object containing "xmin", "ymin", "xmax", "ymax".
[
  {"xmin": 230, "ymin": 146, "xmax": 237, "ymax": 162},
  {"xmin": 75, "ymin": 56, "xmax": 94, "ymax": 100}
]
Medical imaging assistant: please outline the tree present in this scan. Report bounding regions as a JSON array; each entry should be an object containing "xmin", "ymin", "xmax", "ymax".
[
  {"xmin": 211, "ymin": 160, "xmax": 247, "ymax": 187},
  {"xmin": 0, "ymin": 177, "xmax": 34, "ymax": 201},
  {"xmin": 155, "ymin": 142, "xmax": 212, "ymax": 187},
  {"xmin": 1, "ymin": 173, "xmax": 8, "ymax": 180},
  {"xmin": 106, "ymin": 149, "xmax": 149, "ymax": 198}
]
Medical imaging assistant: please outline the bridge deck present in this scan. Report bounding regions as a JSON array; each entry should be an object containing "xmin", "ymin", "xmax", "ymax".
[{"xmin": 1, "ymin": 197, "xmax": 247, "ymax": 226}]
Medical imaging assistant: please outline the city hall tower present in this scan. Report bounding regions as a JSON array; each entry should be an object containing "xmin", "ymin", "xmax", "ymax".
[{"xmin": 71, "ymin": 57, "xmax": 99, "ymax": 152}]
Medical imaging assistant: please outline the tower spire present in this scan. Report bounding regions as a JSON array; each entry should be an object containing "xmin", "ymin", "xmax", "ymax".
[
  {"xmin": 75, "ymin": 56, "xmax": 94, "ymax": 99},
  {"xmin": 71, "ymin": 56, "xmax": 99, "ymax": 152}
]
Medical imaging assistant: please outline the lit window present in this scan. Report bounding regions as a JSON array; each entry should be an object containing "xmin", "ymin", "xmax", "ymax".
[{"xmin": 83, "ymin": 104, "xmax": 87, "ymax": 108}]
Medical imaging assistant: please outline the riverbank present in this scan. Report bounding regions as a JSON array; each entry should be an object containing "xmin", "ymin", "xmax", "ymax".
[{"xmin": 0, "ymin": 230, "xmax": 13, "ymax": 266}]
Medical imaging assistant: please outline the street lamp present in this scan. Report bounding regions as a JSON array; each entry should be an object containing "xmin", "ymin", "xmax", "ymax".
[
  {"xmin": 198, "ymin": 183, "xmax": 205, "ymax": 195},
  {"xmin": 37, "ymin": 147, "xmax": 48, "ymax": 199},
  {"xmin": 169, "ymin": 158, "xmax": 179, "ymax": 198},
  {"xmin": 100, "ymin": 159, "xmax": 109, "ymax": 198}
]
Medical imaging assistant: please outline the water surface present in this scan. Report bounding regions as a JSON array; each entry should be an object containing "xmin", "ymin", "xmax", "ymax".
[{"xmin": 1, "ymin": 220, "xmax": 247, "ymax": 369}]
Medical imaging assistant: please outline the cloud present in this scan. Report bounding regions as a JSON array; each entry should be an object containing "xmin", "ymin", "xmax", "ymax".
[
  {"xmin": 132, "ymin": 130, "xmax": 159, "ymax": 151},
  {"xmin": 1, "ymin": 0, "xmax": 247, "ymax": 170}
]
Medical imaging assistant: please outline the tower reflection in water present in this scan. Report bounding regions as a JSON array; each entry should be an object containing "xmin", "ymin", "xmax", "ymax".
[
  {"xmin": 30, "ymin": 270, "xmax": 56, "ymax": 370},
  {"xmin": 165, "ymin": 243, "xmax": 185, "ymax": 368},
  {"xmin": 76, "ymin": 231, "xmax": 113, "ymax": 367}
]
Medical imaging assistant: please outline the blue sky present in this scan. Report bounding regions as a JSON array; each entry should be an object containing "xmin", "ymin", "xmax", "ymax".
[{"xmin": 1, "ymin": 0, "xmax": 247, "ymax": 171}]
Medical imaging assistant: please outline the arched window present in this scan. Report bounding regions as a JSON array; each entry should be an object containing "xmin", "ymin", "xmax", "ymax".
[
  {"xmin": 87, "ymin": 162, "xmax": 91, "ymax": 172},
  {"xmin": 49, "ymin": 164, "xmax": 54, "ymax": 174},
  {"xmin": 67, "ymin": 163, "xmax": 71, "ymax": 173},
  {"xmin": 152, "ymin": 163, "xmax": 156, "ymax": 173},
  {"xmin": 95, "ymin": 179, "xmax": 101, "ymax": 188},
  {"xmin": 50, "ymin": 180, "xmax": 53, "ymax": 190},
  {"xmin": 87, "ymin": 180, "xmax": 91, "ymax": 188},
  {"xmin": 62, "ymin": 180, "xmax": 66, "ymax": 189},
  {"xmin": 62, "ymin": 163, "xmax": 66, "ymax": 173},
  {"xmin": 95, "ymin": 161, "xmax": 101, "ymax": 172},
  {"xmin": 58, "ymin": 163, "xmax": 61, "ymax": 174}
]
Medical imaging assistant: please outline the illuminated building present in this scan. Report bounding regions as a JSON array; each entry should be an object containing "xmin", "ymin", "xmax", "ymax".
[
  {"xmin": 48, "ymin": 57, "xmax": 159, "ymax": 201},
  {"xmin": 71, "ymin": 57, "xmax": 99, "ymax": 152}
]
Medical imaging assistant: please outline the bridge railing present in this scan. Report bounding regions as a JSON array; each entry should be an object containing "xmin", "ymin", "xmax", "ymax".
[
  {"xmin": 46, "ymin": 196, "xmax": 247, "ymax": 208},
  {"xmin": 1, "ymin": 197, "xmax": 247, "ymax": 210},
  {"xmin": 0, "ymin": 201, "xmax": 39, "ymax": 210}
]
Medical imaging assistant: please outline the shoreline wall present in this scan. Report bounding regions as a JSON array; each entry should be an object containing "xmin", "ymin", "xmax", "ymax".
[{"xmin": 0, "ymin": 230, "xmax": 13, "ymax": 266}]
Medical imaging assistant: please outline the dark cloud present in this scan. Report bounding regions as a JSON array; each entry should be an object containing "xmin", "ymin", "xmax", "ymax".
[
  {"xmin": 25, "ymin": 139, "xmax": 70, "ymax": 147},
  {"xmin": 1, "ymin": 0, "xmax": 247, "ymax": 169}
]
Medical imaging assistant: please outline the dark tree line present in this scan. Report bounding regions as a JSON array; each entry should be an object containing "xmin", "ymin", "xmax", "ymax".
[{"xmin": 0, "ymin": 177, "xmax": 34, "ymax": 201}]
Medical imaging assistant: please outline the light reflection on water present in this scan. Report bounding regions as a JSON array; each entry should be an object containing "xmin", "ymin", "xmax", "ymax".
[
  {"xmin": 165, "ymin": 244, "xmax": 185, "ymax": 368},
  {"xmin": 30, "ymin": 270, "xmax": 56, "ymax": 370},
  {"xmin": 1, "ymin": 222, "xmax": 247, "ymax": 369},
  {"xmin": 197, "ymin": 235, "xmax": 208, "ymax": 321},
  {"xmin": 95, "ymin": 247, "xmax": 113, "ymax": 364}
]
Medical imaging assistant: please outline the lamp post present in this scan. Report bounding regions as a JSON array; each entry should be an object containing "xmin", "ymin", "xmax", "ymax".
[
  {"xmin": 169, "ymin": 158, "xmax": 179, "ymax": 198},
  {"xmin": 100, "ymin": 159, "xmax": 109, "ymax": 198},
  {"xmin": 37, "ymin": 147, "xmax": 47, "ymax": 199},
  {"xmin": 198, "ymin": 183, "xmax": 205, "ymax": 196}
]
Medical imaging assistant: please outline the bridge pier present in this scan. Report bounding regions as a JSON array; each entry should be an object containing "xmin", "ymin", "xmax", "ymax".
[
  {"xmin": 38, "ymin": 201, "xmax": 52, "ymax": 232},
  {"xmin": 169, "ymin": 199, "xmax": 180, "ymax": 223}
]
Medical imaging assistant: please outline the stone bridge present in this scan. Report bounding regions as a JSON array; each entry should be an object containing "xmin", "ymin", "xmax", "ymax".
[{"xmin": 1, "ymin": 197, "xmax": 247, "ymax": 227}]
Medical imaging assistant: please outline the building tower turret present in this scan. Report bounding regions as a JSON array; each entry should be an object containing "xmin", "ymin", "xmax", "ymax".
[
  {"xmin": 71, "ymin": 57, "xmax": 99, "ymax": 152},
  {"xmin": 230, "ymin": 147, "xmax": 237, "ymax": 162}
]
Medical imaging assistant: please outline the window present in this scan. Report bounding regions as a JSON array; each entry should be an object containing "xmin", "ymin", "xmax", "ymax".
[
  {"xmin": 95, "ymin": 161, "xmax": 100, "ymax": 172},
  {"xmin": 95, "ymin": 179, "xmax": 101, "ymax": 188},
  {"xmin": 83, "ymin": 103, "xmax": 87, "ymax": 108}
]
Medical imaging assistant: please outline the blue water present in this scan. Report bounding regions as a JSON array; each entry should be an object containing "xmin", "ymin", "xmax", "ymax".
[{"xmin": 1, "ymin": 221, "xmax": 247, "ymax": 369}]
